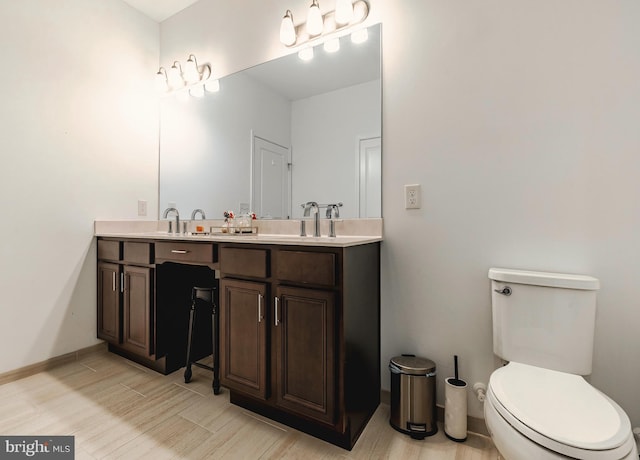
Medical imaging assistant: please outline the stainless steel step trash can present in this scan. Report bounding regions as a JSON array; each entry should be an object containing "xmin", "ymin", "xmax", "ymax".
[{"xmin": 389, "ymin": 355, "xmax": 438, "ymax": 439}]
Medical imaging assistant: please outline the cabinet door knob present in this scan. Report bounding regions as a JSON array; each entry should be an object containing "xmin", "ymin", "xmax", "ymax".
[
  {"xmin": 274, "ymin": 297, "xmax": 280, "ymax": 326},
  {"xmin": 258, "ymin": 294, "xmax": 263, "ymax": 323}
]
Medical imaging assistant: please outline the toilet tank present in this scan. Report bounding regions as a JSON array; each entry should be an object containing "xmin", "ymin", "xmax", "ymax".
[{"xmin": 488, "ymin": 268, "xmax": 600, "ymax": 375}]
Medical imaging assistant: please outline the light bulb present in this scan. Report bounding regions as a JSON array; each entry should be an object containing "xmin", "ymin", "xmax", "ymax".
[
  {"xmin": 280, "ymin": 10, "xmax": 296, "ymax": 46},
  {"xmin": 306, "ymin": 0, "xmax": 323, "ymax": 36},
  {"xmin": 155, "ymin": 68, "xmax": 168, "ymax": 92},
  {"xmin": 323, "ymin": 37, "xmax": 340, "ymax": 53},
  {"xmin": 190, "ymin": 85, "xmax": 205, "ymax": 98},
  {"xmin": 168, "ymin": 62, "xmax": 184, "ymax": 89},
  {"xmin": 335, "ymin": 0, "xmax": 353, "ymax": 25},
  {"xmin": 204, "ymin": 79, "xmax": 220, "ymax": 92},
  {"xmin": 184, "ymin": 55, "xmax": 200, "ymax": 84},
  {"xmin": 353, "ymin": 0, "xmax": 368, "ymax": 22},
  {"xmin": 351, "ymin": 28, "xmax": 368, "ymax": 44},
  {"xmin": 298, "ymin": 47, "xmax": 314, "ymax": 61}
]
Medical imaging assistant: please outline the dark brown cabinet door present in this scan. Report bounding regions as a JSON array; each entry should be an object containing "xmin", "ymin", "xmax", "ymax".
[
  {"xmin": 275, "ymin": 286, "xmax": 336, "ymax": 424},
  {"xmin": 97, "ymin": 262, "xmax": 120, "ymax": 343},
  {"xmin": 122, "ymin": 266, "xmax": 152, "ymax": 356},
  {"xmin": 220, "ymin": 279, "xmax": 268, "ymax": 400}
]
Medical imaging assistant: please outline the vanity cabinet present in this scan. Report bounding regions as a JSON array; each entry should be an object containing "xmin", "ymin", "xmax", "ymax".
[
  {"xmin": 96, "ymin": 234, "xmax": 379, "ymax": 450},
  {"xmin": 219, "ymin": 278, "xmax": 268, "ymax": 400},
  {"xmin": 121, "ymin": 265, "xmax": 152, "ymax": 356},
  {"xmin": 219, "ymin": 242, "xmax": 380, "ymax": 450},
  {"xmin": 96, "ymin": 238, "xmax": 216, "ymax": 374},
  {"xmin": 274, "ymin": 285, "xmax": 336, "ymax": 424},
  {"xmin": 96, "ymin": 240, "xmax": 154, "ymax": 359},
  {"xmin": 97, "ymin": 261, "xmax": 120, "ymax": 343}
]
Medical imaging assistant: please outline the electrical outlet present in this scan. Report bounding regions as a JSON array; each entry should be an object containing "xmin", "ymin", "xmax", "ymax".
[
  {"xmin": 137, "ymin": 200, "xmax": 147, "ymax": 216},
  {"xmin": 404, "ymin": 184, "xmax": 421, "ymax": 209}
]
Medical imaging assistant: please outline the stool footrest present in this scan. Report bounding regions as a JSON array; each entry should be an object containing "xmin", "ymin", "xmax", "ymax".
[{"xmin": 193, "ymin": 362, "xmax": 214, "ymax": 372}]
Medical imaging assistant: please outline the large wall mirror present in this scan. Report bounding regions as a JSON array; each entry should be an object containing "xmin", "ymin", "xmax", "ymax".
[{"xmin": 159, "ymin": 24, "xmax": 381, "ymax": 220}]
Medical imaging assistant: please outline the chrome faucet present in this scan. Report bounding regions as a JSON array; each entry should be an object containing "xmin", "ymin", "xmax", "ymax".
[
  {"xmin": 191, "ymin": 208, "xmax": 206, "ymax": 220},
  {"xmin": 326, "ymin": 204, "xmax": 341, "ymax": 238},
  {"xmin": 301, "ymin": 201, "xmax": 320, "ymax": 237},
  {"xmin": 162, "ymin": 207, "xmax": 180, "ymax": 234}
]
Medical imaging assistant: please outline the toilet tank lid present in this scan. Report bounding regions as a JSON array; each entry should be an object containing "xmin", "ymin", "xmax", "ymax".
[{"xmin": 488, "ymin": 268, "xmax": 600, "ymax": 290}]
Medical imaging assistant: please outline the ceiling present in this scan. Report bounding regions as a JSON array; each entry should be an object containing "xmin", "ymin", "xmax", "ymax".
[{"xmin": 121, "ymin": 0, "xmax": 200, "ymax": 22}]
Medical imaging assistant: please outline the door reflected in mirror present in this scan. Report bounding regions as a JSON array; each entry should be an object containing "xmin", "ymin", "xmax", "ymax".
[{"xmin": 159, "ymin": 24, "xmax": 381, "ymax": 220}]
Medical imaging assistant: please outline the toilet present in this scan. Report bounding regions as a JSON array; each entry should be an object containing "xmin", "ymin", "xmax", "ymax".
[{"xmin": 485, "ymin": 268, "xmax": 638, "ymax": 460}]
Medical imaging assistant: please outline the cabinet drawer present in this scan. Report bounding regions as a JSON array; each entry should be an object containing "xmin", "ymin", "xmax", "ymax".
[
  {"xmin": 155, "ymin": 242, "xmax": 216, "ymax": 264},
  {"xmin": 124, "ymin": 242, "xmax": 152, "ymax": 264},
  {"xmin": 98, "ymin": 240, "xmax": 121, "ymax": 261},
  {"xmin": 220, "ymin": 247, "xmax": 268, "ymax": 278},
  {"xmin": 276, "ymin": 251, "xmax": 336, "ymax": 286}
]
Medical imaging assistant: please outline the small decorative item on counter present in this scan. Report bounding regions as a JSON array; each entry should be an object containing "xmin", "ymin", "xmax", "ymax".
[
  {"xmin": 235, "ymin": 212, "xmax": 258, "ymax": 233},
  {"xmin": 222, "ymin": 210, "xmax": 235, "ymax": 233},
  {"xmin": 210, "ymin": 210, "xmax": 258, "ymax": 235}
]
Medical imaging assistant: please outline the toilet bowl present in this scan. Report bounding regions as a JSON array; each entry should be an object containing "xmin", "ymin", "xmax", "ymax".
[{"xmin": 485, "ymin": 362, "xmax": 638, "ymax": 460}]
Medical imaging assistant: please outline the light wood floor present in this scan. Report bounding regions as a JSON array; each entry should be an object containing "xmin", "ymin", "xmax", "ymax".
[{"xmin": 0, "ymin": 349, "xmax": 498, "ymax": 459}]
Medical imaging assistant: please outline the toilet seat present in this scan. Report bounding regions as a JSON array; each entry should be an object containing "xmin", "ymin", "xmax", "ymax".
[{"xmin": 488, "ymin": 362, "xmax": 634, "ymax": 459}]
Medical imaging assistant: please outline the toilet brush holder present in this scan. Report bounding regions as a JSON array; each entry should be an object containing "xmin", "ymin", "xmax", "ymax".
[{"xmin": 444, "ymin": 377, "xmax": 468, "ymax": 442}]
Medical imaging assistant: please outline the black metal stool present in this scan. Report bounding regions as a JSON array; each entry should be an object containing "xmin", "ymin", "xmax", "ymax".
[{"xmin": 184, "ymin": 286, "xmax": 220, "ymax": 395}]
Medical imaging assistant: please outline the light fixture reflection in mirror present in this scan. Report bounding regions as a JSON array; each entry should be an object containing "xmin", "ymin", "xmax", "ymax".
[
  {"xmin": 159, "ymin": 24, "xmax": 381, "ymax": 220},
  {"xmin": 323, "ymin": 37, "xmax": 340, "ymax": 53},
  {"xmin": 351, "ymin": 28, "xmax": 368, "ymax": 44},
  {"xmin": 189, "ymin": 85, "xmax": 205, "ymax": 98},
  {"xmin": 204, "ymin": 79, "xmax": 220, "ymax": 92},
  {"xmin": 298, "ymin": 47, "xmax": 314, "ymax": 61}
]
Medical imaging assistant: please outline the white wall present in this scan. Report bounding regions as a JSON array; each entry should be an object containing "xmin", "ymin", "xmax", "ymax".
[
  {"xmin": 161, "ymin": 0, "xmax": 640, "ymax": 426},
  {"xmin": 291, "ymin": 80, "xmax": 381, "ymax": 218},
  {"xmin": 380, "ymin": 0, "xmax": 640, "ymax": 424},
  {"xmin": 0, "ymin": 1, "xmax": 159, "ymax": 373}
]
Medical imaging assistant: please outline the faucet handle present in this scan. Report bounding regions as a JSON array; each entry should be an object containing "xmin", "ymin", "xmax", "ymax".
[{"xmin": 326, "ymin": 204, "xmax": 341, "ymax": 219}]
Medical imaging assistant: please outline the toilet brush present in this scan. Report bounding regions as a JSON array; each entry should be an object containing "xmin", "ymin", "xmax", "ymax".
[{"xmin": 445, "ymin": 355, "xmax": 468, "ymax": 442}]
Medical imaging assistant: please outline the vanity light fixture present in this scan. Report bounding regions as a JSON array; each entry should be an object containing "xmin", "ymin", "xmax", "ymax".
[
  {"xmin": 280, "ymin": 10, "xmax": 297, "ymax": 46},
  {"xmin": 335, "ymin": 0, "xmax": 354, "ymax": 25},
  {"xmin": 279, "ymin": 0, "xmax": 369, "ymax": 48},
  {"xmin": 306, "ymin": 0, "xmax": 324, "ymax": 36},
  {"xmin": 168, "ymin": 61, "xmax": 184, "ymax": 89},
  {"xmin": 155, "ymin": 67, "xmax": 169, "ymax": 92},
  {"xmin": 156, "ymin": 54, "xmax": 217, "ymax": 99},
  {"xmin": 184, "ymin": 54, "xmax": 202, "ymax": 84}
]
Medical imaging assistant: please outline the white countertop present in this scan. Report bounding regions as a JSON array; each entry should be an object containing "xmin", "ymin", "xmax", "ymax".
[{"xmin": 94, "ymin": 219, "xmax": 383, "ymax": 248}]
